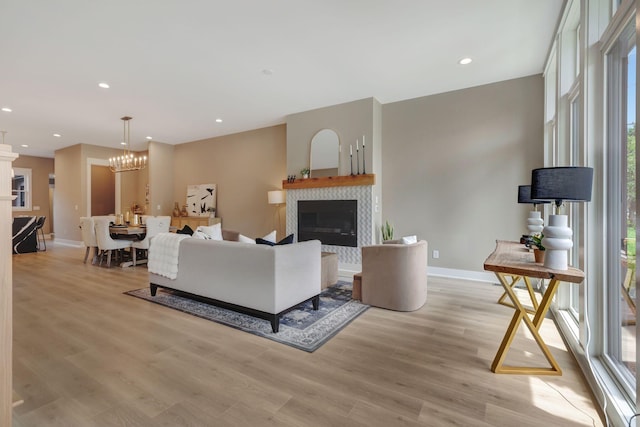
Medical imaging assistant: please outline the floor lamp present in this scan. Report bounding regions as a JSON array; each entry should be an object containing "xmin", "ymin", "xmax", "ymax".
[
  {"xmin": 268, "ymin": 190, "xmax": 286, "ymax": 238},
  {"xmin": 531, "ymin": 167, "xmax": 593, "ymax": 271}
]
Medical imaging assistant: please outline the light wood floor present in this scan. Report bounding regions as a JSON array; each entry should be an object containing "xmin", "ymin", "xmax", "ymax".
[{"xmin": 11, "ymin": 243, "xmax": 604, "ymax": 426}]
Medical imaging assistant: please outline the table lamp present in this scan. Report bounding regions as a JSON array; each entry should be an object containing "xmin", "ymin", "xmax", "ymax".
[
  {"xmin": 531, "ymin": 167, "xmax": 593, "ymax": 270},
  {"xmin": 517, "ymin": 185, "xmax": 549, "ymax": 235}
]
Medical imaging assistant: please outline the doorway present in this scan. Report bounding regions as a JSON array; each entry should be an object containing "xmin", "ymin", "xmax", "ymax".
[{"xmin": 91, "ymin": 165, "xmax": 115, "ymax": 215}]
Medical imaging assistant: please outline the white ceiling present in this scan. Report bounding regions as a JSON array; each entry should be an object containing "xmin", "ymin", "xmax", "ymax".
[{"xmin": 0, "ymin": 0, "xmax": 564, "ymax": 158}]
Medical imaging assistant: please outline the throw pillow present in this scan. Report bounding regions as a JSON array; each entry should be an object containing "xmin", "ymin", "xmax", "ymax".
[
  {"xmin": 238, "ymin": 234, "xmax": 256, "ymax": 244},
  {"xmin": 192, "ymin": 230, "xmax": 211, "ymax": 240},
  {"xmin": 176, "ymin": 225, "xmax": 194, "ymax": 235},
  {"xmin": 196, "ymin": 223, "xmax": 223, "ymax": 241},
  {"xmin": 262, "ymin": 230, "xmax": 276, "ymax": 243},
  {"xmin": 256, "ymin": 234, "xmax": 295, "ymax": 246},
  {"xmin": 401, "ymin": 235, "xmax": 418, "ymax": 244}
]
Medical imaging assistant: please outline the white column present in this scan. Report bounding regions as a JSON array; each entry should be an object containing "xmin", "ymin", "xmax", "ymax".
[{"xmin": 0, "ymin": 144, "xmax": 18, "ymax": 426}]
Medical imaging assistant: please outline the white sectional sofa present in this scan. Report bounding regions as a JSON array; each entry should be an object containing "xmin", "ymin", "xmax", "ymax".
[{"xmin": 148, "ymin": 236, "xmax": 322, "ymax": 332}]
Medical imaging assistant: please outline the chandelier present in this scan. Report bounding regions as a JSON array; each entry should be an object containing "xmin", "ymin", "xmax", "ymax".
[{"xmin": 109, "ymin": 116, "xmax": 147, "ymax": 173}]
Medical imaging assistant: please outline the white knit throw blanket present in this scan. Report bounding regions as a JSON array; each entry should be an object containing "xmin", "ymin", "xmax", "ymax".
[{"xmin": 148, "ymin": 233, "xmax": 191, "ymax": 279}]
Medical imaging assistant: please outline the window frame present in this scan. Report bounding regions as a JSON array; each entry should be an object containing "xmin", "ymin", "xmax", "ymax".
[{"xmin": 12, "ymin": 167, "xmax": 32, "ymax": 211}]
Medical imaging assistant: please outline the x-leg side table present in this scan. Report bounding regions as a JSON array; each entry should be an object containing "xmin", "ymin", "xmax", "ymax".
[
  {"xmin": 497, "ymin": 274, "xmax": 539, "ymax": 313},
  {"xmin": 484, "ymin": 240, "xmax": 585, "ymax": 375}
]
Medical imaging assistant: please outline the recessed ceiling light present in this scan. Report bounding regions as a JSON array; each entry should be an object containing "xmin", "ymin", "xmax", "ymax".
[
  {"xmin": 98, "ymin": 82, "xmax": 110, "ymax": 89},
  {"xmin": 145, "ymin": 136, "xmax": 153, "ymax": 140},
  {"xmin": 120, "ymin": 141, "xmax": 127, "ymax": 146},
  {"xmin": 21, "ymin": 144, "xmax": 28, "ymax": 148},
  {"xmin": 459, "ymin": 58, "xmax": 473, "ymax": 65},
  {"xmin": 215, "ymin": 118, "xmax": 223, "ymax": 123},
  {"xmin": 53, "ymin": 133, "xmax": 61, "ymax": 138},
  {"xmin": 1, "ymin": 107, "xmax": 12, "ymax": 112}
]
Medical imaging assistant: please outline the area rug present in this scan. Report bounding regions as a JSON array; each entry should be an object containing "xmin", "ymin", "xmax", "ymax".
[{"xmin": 124, "ymin": 281, "xmax": 368, "ymax": 352}]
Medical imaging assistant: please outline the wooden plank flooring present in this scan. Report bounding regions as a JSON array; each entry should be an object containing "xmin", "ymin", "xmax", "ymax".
[{"xmin": 11, "ymin": 243, "xmax": 604, "ymax": 426}]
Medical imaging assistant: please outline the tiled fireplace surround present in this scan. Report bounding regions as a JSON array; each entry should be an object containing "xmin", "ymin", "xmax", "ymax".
[{"xmin": 285, "ymin": 183, "xmax": 375, "ymax": 270}]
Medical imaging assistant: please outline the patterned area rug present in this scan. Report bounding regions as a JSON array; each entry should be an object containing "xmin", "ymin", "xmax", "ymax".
[{"xmin": 124, "ymin": 281, "xmax": 368, "ymax": 352}]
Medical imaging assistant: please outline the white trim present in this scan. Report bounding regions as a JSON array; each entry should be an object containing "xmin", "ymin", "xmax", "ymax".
[
  {"xmin": 337, "ymin": 264, "xmax": 497, "ymax": 284},
  {"xmin": 52, "ymin": 238, "xmax": 83, "ymax": 248},
  {"xmin": 86, "ymin": 157, "xmax": 120, "ymax": 216},
  {"xmin": 11, "ymin": 167, "xmax": 31, "ymax": 211}
]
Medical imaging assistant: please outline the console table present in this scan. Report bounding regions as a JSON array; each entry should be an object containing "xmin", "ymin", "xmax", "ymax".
[{"xmin": 483, "ymin": 240, "xmax": 585, "ymax": 375}]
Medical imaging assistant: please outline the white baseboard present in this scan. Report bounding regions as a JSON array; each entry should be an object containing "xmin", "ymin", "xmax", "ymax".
[
  {"xmin": 338, "ymin": 263, "xmax": 497, "ymax": 284},
  {"xmin": 52, "ymin": 238, "xmax": 84, "ymax": 248}
]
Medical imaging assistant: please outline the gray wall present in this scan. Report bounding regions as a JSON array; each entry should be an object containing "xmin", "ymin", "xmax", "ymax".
[
  {"xmin": 286, "ymin": 97, "xmax": 384, "ymax": 241},
  {"xmin": 382, "ymin": 75, "xmax": 544, "ymax": 274}
]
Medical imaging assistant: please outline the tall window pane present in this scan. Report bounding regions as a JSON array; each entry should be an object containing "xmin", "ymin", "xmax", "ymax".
[{"xmin": 606, "ymin": 20, "xmax": 636, "ymax": 393}]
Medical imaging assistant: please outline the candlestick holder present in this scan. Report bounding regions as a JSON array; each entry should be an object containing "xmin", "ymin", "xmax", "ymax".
[
  {"xmin": 350, "ymin": 154, "xmax": 354, "ymax": 175},
  {"xmin": 356, "ymin": 149, "xmax": 360, "ymax": 175},
  {"xmin": 362, "ymin": 144, "xmax": 366, "ymax": 174}
]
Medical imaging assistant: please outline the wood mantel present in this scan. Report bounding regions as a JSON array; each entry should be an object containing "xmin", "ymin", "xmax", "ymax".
[{"xmin": 282, "ymin": 174, "xmax": 375, "ymax": 189}]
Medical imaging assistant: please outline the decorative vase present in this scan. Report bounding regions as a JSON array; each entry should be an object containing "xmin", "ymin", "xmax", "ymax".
[
  {"xmin": 173, "ymin": 202, "xmax": 181, "ymax": 217},
  {"xmin": 534, "ymin": 249, "xmax": 545, "ymax": 264},
  {"xmin": 181, "ymin": 204, "xmax": 189, "ymax": 217},
  {"xmin": 302, "ymin": 173, "xmax": 309, "ymax": 179}
]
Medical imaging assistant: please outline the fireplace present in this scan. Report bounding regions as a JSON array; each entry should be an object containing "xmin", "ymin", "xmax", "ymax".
[{"xmin": 297, "ymin": 200, "xmax": 357, "ymax": 247}]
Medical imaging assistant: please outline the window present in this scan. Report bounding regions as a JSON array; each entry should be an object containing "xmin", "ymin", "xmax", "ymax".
[
  {"xmin": 605, "ymin": 17, "xmax": 635, "ymax": 396},
  {"xmin": 12, "ymin": 167, "xmax": 31, "ymax": 211}
]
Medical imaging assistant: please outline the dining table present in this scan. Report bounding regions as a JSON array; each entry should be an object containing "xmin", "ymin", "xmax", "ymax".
[{"xmin": 109, "ymin": 224, "xmax": 147, "ymax": 267}]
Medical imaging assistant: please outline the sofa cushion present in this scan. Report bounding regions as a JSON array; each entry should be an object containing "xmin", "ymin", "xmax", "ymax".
[
  {"xmin": 197, "ymin": 223, "xmax": 223, "ymax": 241},
  {"xmin": 256, "ymin": 234, "xmax": 295, "ymax": 246}
]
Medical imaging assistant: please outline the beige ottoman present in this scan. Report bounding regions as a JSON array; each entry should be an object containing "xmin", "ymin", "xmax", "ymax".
[{"xmin": 321, "ymin": 252, "xmax": 338, "ymax": 289}]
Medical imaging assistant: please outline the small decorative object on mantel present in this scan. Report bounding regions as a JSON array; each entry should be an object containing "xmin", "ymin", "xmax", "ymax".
[
  {"xmin": 350, "ymin": 144, "xmax": 354, "ymax": 175},
  {"xmin": 362, "ymin": 135, "xmax": 366, "ymax": 174},
  {"xmin": 356, "ymin": 139, "xmax": 361, "ymax": 175},
  {"xmin": 381, "ymin": 220, "xmax": 394, "ymax": 241},
  {"xmin": 287, "ymin": 175, "xmax": 296, "ymax": 183},
  {"xmin": 207, "ymin": 207, "xmax": 216, "ymax": 217},
  {"xmin": 300, "ymin": 168, "xmax": 310, "ymax": 179},
  {"xmin": 173, "ymin": 202, "xmax": 181, "ymax": 217},
  {"xmin": 181, "ymin": 204, "xmax": 189, "ymax": 217}
]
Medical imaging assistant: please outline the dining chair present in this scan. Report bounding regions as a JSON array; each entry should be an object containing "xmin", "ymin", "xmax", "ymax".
[
  {"xmin": 79, "ymin": 217, "xmax": 98, "ymax": 263},
  {"xmin": 35, "ymin": 216, "xmax": 47, "ymax": 251},
  {"xmin": 94, "ymin": 217, "xmax": 132, "ymax": 267},
  {"xmin": 132, "ymin": 216, "xmax": 170, "ymax": 265}
]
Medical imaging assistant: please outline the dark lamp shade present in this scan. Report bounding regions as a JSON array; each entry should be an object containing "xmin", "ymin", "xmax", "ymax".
[
  {"xmin": 517, "ymin": 185, "xmax": 550, "ymax": 204},
  {"xmin": 531, "ymin": 167, "xmax": 593, "ymax": 203}
]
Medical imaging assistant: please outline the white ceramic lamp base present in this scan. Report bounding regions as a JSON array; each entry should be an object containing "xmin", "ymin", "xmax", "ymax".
[
  {"xmin": 542, "ymin": 214, "xmax": 572, "ymax": 270},
  {"xmin": 526, "ymin": 211, "xmax": 543, "ymax": 235}
]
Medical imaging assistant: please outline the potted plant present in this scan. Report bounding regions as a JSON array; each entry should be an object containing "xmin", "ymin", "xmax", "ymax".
[
  {"xmin": 530, "ymin": 233, "xmax": 545, "ymax": 263},
  {"xmin": 381, "ymin": 220, "xmax": 394, "ymax": 241},
  {"xmin": 300, "ymin": 168, "xmax": 310, "ymax": 179}
]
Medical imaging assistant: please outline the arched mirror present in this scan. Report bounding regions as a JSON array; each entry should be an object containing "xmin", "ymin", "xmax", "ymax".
[{"xmin": 310, "ymin": 129, "xmax": 340, "ymax": 177}]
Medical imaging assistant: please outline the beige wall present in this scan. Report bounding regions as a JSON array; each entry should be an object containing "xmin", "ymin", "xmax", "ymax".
[
  {"xmin": 173, "ymin": 125, "xmax": 286, "ymax": 238},
  {"xmin": 54, "ymin": 143, "xmax": 148, "ymax": 242},
  {"xmin": 53, "ymin": 145, "xmax": 82, "ymax": 241},
  {"xmin": 148, "ymin": 141, "xmax": 174, "ymax": 216},
  {"xmin": 286, "ymin": 98, "xmax": 383, "ymax": 240},
  {"xmin": 381, "ymin": 75, "xmax": 544, "ymax": 272},
  {"xmin": 286, "ymin": 98, "xmax": 377, "ymax": 178},
  {"xmin": 12, "ymin": 155, "xmax": 54, "ymax": 234}
]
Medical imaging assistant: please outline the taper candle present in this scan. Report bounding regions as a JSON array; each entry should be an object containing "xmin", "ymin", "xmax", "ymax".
[{"xmin": 350, "ymin": 145, "xmax": 352, "ymax": 155}]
